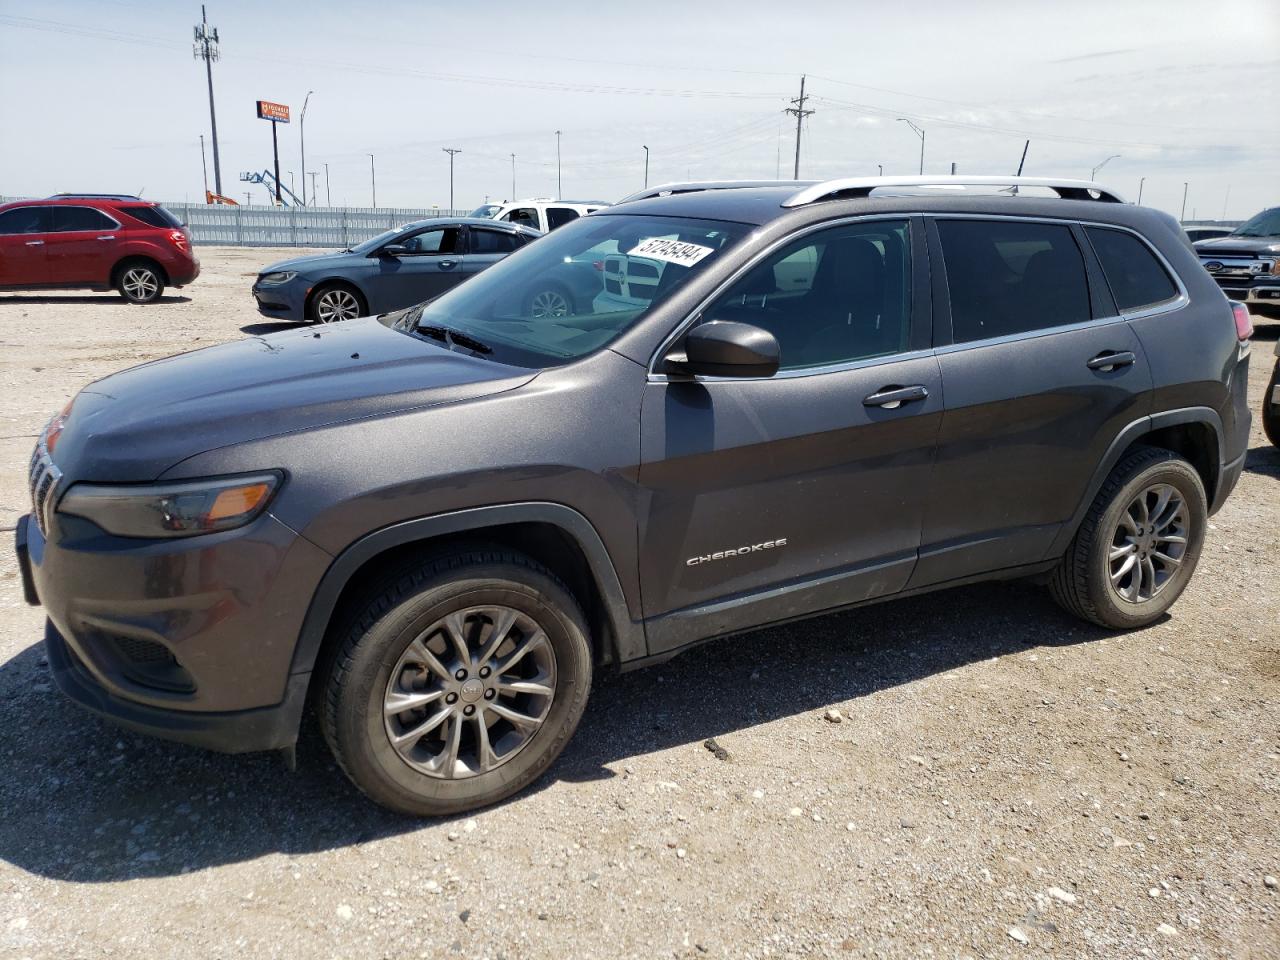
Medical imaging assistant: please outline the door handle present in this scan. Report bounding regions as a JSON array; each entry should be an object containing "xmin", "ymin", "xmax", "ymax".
[
  {"xmin": 96, "ymin": 235, "xmax": 116, "ymax": 241},
  {"xmin": 24, "ymin": 240, "xmax": 44, "ymax": 246},
  {"xmin": 863, "ymin": 384, "xmax": 929, "ymax": 409},
  {"xmin": 438, "ymin": 259, "xmax": 457, "ymax": 269},
  {"xmin": 1087, "ymin": 350, "xmax": 1136, "ymax": 372}
]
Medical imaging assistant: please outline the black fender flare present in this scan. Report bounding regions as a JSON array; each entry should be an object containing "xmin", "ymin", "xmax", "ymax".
[
  {"xmin": 1046, "ymin": 405, "xmax": 1224, "ymax": 558},
  {"xmin": 287, "ymin": 502, "xmax": 645, "ymax": 681}
]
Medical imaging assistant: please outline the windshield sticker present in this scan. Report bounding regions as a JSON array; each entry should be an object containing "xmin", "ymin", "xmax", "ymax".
[{"xmin": 627, "ymin": 237, "xmax": 716, "ymax": 267}]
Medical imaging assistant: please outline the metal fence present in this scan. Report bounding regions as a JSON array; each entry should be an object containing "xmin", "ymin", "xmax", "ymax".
[{"xmin": 166, "ymin": 203, "xmax": 472, "ymax": 248}]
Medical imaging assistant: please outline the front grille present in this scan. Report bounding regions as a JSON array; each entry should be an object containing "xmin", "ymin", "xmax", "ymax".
[{"xmin": 27, "ymin": 438, "xmax": 62, "ymax": 537}]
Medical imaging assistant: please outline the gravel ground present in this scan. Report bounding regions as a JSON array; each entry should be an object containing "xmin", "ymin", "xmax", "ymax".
[{"xmin": 0, "ymin": 248, "xmax": 1277, "ymax": 960}]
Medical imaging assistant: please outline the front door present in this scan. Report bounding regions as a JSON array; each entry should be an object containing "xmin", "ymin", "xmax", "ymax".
[
  {"xmin": 0, "ymin": 205, "xmax": 52, "ymax": 287},
  {"xmin": 638, "ymin": 217, "xmax": 942, "ymax": 653},
  {"xmin": 368, "ymin": 224, "xmax": 465, "ymax": 312},
  {"xmin": 46, "ymin": 205, "xmax": 121, "ymax": 285},
  {"xmin": 910, "ymin": 216, "xmax": 1154, "ymax": 587}
]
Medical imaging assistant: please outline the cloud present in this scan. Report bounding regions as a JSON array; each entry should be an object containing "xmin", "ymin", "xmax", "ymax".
[{"xmin": 1051, "ymin": 48, "xmax": 1140, "ymax": 64}]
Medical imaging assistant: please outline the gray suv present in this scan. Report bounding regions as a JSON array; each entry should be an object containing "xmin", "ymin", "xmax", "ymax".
[{"xmin": 16, "ymin": 176, "xmax": 1253, "ymax": 816}]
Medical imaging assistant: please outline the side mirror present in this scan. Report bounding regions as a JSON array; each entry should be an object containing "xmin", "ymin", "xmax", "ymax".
[
  {"xmin": 380, "ymin": 243, "xmax": 408, "ymax": 258},
  {"xmin": 665, "ymin": 320, "xmax": 780, "ymax": 378}
]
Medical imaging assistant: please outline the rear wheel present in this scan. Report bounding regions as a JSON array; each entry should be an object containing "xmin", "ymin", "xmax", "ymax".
[
  {"xmin": 526, "ymin": 283, "xmax": 574, "ymax": 319},
  {"xmin": 1263, "ymin": 360, "xmax": 1280, "ymax": 449},
  {"xmin": 116, "ymin": 261, "xmax": 164, "ymax": 304},
  {"xmin": 308, "ymin": 284, "xmax": 365, "ymax": 323},
  {"xmin": 320, "ymin": 549, "xmax": 592, "ymax": 816},
  {"xmin": 1050, "ymin": 448, "xmax": 1207, "ymax": 629}
]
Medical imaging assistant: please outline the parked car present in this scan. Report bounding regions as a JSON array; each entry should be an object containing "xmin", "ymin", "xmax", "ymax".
[
  {"xmin": 470, "ymin": 198, "xmax": 609, "ymax": 233},
  {"xmin": 1182, "ymin": 225, "xmax": 1235, "ymax": 244},
  {"xmin": 0, "ymin": 194, "xmax": 198, "ymax": 303},
  {"xmin": 1194, "ymin": 206, "xmax": 1280, "ymax": 319},
  {"xmin": 19, "ymin": 175, "xmax": 1252, "ymax": 816},
  {"xmin": 252, "ymin": 217, "xmax": 540, "ymax": 323}
]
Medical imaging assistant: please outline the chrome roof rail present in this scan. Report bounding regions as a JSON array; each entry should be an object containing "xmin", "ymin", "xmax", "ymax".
[
  {"xmin": 780, "ymin": 176, "xmax": 1126, "ymax": 207},
  {"xmin": 617, "ymin": 180, "xmax": 814, "ymax": 205}
]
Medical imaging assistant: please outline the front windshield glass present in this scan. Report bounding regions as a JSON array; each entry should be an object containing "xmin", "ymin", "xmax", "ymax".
[
  {"xmin": 470, "ymin": 204, "xmax": 501, "ymax": 219},
  {"xmin": 1234, "ymin": 208, "xmax": 1280, "ymax": 238},
  {"xmin": 349, "ymin": 227, "xmax": 402, "ymax": 254},
  {"xmin": 402, "ymin": 213, "xmax": 750, "ymax": 367}
]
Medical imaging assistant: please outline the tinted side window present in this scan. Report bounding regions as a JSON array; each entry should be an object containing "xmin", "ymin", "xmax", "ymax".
[
  {"xmin": 1086, "ymin": 227, "xmax": 1177, "ymax": 312},
  {"xmin": 123, "ymin": 205, "xmax": 183, "ymax": 229},
  {"xmin": 470, "ymin": 229, "xmax": 519, "ymax": 254},
  {"xmin": 0, "ymin": 207, "xmax": 49, "ymax": 235},
  {"xmin": 51, "ymin": 206, "xmax": 117, "ymax": 232},
  {"xmin": 401, "ymin": 227, "xmax": 459, "ymax": 254},
  {"xmin": 701, "ymin": 219, "xmax": 912, "ymax": 370},
  {"xmin": 546, "ymin": 207, "xmax": 580, "ymax": 230},
  {"xmin": 937, "ymin": 219, "xmax": 1091, "ymax": 343}
]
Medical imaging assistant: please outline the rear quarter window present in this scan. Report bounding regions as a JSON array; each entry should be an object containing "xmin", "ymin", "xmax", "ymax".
[
  {"xmin": 1085, "ymin": 227, "xmax": 1178, "ymax": 312},
  {"xmin": 121, "ymin": 205, "xmax": 184, "ymax": 229}
]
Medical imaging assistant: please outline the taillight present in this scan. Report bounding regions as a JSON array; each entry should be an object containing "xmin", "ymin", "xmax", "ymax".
[
  {"xmin": 1231, "ymin": 301, "xmax": 1253, "ymax": 341},
  {"xmin": 168, "ymin": 229, "xmax": 189, "ymax": 253},
  {"xmin": 592, "ymin": 260, "xmax": 604, "ymax": 272}
]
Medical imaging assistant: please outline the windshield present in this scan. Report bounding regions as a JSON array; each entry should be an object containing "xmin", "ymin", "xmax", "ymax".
[
  {"xmin": 470, "ymin": 204, "xmax": 501, "ymax": 219},
  {"xmin": 1234, "ymin": 208, "xmax": 1280, "ymax": 238},
  {"xmin": 349, "ymin": 227, "xmax": 403, "ymax": 254},
  {"xmin": 400, "ymin": 213, "xmax": 750, "ymax": 367}
]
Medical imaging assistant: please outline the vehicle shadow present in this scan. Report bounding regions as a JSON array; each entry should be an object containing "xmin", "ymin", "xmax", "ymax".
[
  {"xmin": 0, "ymin": 581, "xmax": 1113, "ymax": 883},
  {"xmin": 1244, "ymin": 441, "xmax": 1279, "ymax": 478},
  {"xmin": 0, "ymin": 294, "xmax": 191, "ymax": 306},
  {"xmin": 240, "ymin": 321, "xmax": 300, "ymax": 335}
]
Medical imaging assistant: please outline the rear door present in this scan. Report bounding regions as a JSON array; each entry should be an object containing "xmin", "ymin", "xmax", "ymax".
[
  {"xmin": 46, "ymin": 205, "xmax": 121, "ymax": 285},
  {"xmin": 0, "ymin": 206, "xmax": 52, "ymax": 287},
  {"xmin": 463, "ymin": 226, "xmax": 521, "ymax": 278},
  {"xmin": 368, "ymin": 224, "xmax": 464, "ymax": 311},
  {"xmin": 911, "ymin": 215, "xmax": 1153, "ymax": 588},
  {"xmin": 545, "ymin": 206, "xmax": 581, "ymax": 231},
  {"xmin": 638, "ymin": 217, "xmax": 942, "ymax": 653}
]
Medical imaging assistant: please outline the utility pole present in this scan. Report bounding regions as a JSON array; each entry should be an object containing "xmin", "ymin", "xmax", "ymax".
[
  {"xmin": 643, "ymin": 145, "xmax": 649, "ymax": 188},
  {"xmin": 1181, "ymin": 181, "xmax": 1188, "ymax": 221},
  {"xmin": 324, "ymin": 162, "xmax": 331, "ymax": 207},
  {"xmin": 199, "ymin": 134, "xmax": 209, "ymax": 200},
  {"xmin": 784, "ymin": 75, "xmax": 814, "ymax": 180},
  {"xmin": 896, "ymin": 118, "xmax": 925, "ymax": 175},
  {"xmin": 369, "ymin": 153, "xmax": 376, "ymax": 209},
  {"xmin": 243, "ymin": 192, "xmax": 251, "ymax": 206},
  {"xmin": 308, "ymin": 171, "xmax": 318, "ymax": 205},
  {"xmin": 510, "ymin": 153, "xmax": 516, "ymax": 199},
  {"xmin": 299, "ymin": 90, "xmax": 314, "ymax": 205},
  {"xmin": 442, "ymin": 148, "xmax": 462, "ymax": 211},
  {"xmin": 1222, "ymin": 184, "xmax": 1231, "ymax": 220},
  {"xmin": 1137, "ymin": 176, "xmax": 1146, "ymax": 205},
  {"xmin": 555, "ymin": 131, "xmax": 562, "ymax": 197},
  {"xmin": 193, "ymin": 5, "xmax": 222, "ymax": 196}
]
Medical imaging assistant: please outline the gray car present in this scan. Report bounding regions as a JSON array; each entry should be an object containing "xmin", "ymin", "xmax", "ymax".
[
  {"xmin": 251, "ymin": 217, "xmax": 541, "ymax": 323},
  {"xmin": 18, "ymin": 175, "xmax": 1252, "ymax": 817}
]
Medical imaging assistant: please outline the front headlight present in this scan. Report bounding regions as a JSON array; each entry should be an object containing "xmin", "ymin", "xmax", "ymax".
[
  {"xmin": 259, "ymin": 271, "xmax": 298, "ymax": 285},
  {"xmin": 57, "ymin": 473, "xmax": 281, "ymax": 539}
]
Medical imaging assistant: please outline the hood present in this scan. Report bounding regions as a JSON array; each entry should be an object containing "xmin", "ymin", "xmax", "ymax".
[
  {"xmin": 258, "ymin": 250, "xmax": 359, "ymax": 275},
  {"xmin": 51, "ymin": 317, "xmax": 535, "ymax": 482},
  {"xmin": 1194, "ymin": 235, "xmax": 1280, "ymax": 257}
]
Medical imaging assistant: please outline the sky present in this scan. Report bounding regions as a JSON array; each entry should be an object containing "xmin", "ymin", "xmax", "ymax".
[{"xmin": 0, "ymin": 0, "xmax": 1276, "ymax": 220}]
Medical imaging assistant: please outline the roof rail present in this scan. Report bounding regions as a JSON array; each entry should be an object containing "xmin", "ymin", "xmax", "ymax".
[
  {"xmin": 781, "ymin": 176, "xmax": 1126, "ymax": 207},
  {"xmin": 49, "ymin": 192, "xmax": 144, "ymax": 201},
  {"xmin": 617, "ymin": 180, "xmax": 814, "ymax": 205}
]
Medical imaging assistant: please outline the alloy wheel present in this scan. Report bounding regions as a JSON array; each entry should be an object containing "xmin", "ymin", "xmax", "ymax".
[
  {"xmin": 315, "ymin": 289, "xmax": 361, "ymax": 323},
  {"xmin": 530, "ymin": 289, "xmax": 570, "ymax": 319},
  {"xmin": 383, "ymin": 606, "xmax": 557, "ymax": 779},
  {"xmin": 121, "ymin": 267, "xmax": 159, "ymax": 301},
  {"xmin": 1108, "ymin": 482, "xmax": 1189, "ymax": 603}
]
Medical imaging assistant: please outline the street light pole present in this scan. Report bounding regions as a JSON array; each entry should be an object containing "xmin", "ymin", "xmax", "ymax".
[
  {"xmin": 299, "ymin": 90, "xmax": 314, "ymax": 206},
  {"xmin": 369, "ymin": 154, "xmax": 376, "ymax": 209},
  {"xmin": 877, "ymin": 163, "xmax": 883, "ymax": 176},
  {"xmin": 324, "ymin": 162, "xmax": 331, "ymax": 207},
  {"xmin": 555, "ymin": 130, "xmax": 562, "ymax": 198},
  {"xmin": 1137, "ymin": 176, "xmax": 1146, "ymax": 205},
  {"xmin": 643, "ymin": 145, "xmax": 649, "ymax": 188},
  {"xmin": 896, "ymin": 119, "xmax": 925, "ymax": 175},
  {"xmin": 1181, "ymin": 182, "xmax": 1189, "ymax": 222},
  {"xmin": 442, "ymin": 148, "xmax": 462, "ymax": 211},
  {"xmin": 510, "ymin": 153, "xmax": 516, "ymax": 200},
  {"xmin": 1090, "ymin": 154, "xmax": 1121, "ymax": 180}
]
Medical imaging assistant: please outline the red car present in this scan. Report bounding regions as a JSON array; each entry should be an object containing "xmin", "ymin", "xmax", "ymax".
[{"xmin": 0, "ymin": 194, "xmax": 199, "ymax": 303}]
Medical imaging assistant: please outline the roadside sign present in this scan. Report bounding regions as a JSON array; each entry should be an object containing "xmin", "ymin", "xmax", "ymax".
[{"xmin": 256, "ymin": 100, "xmax": 290, "ymax": 123}]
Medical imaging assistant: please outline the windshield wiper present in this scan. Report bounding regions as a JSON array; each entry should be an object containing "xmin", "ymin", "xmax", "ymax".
[{"xmin": 417, "ymin": 324, "xmax": 492, "ymax": 355}]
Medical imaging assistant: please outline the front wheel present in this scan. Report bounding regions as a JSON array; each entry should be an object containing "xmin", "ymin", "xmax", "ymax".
[
  {"xmin": 526, "ymin": 284, "xmax": 574, "ymax": 319},
  {"xmin": 116, "ymin": 262, "xmax": 164, "ymax": 304},
  {"xmin": 1262, "ymin": 360, "xmax": 1280, "ymax": 449},
  {"xmin": 320, "ymin": 549, "xmax": 592, "ymax": 816},
  {"xmin": 308, "ymin": 284, "xmax": 365, "ymax": 323},
  {"xmin": 1050, "ymin": 448, "xmax": 1207, "ymax": 630}
]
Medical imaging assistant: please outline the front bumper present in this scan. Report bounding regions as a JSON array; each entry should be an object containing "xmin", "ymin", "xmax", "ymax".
[
  {"xmin": 1210, "ymin": 276, "xmax": 1280, "ymax": 306},
  {"xmin": 251, "ymin": 278, "xmax": 308, "ymax": 321}
]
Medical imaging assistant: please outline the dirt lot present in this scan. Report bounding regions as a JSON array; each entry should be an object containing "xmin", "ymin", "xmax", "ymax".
[{"xmin": 0, "ymin": 247, "xmax": 1277, "ymax": 960}]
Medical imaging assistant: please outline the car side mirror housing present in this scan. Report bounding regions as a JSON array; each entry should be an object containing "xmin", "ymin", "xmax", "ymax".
[
  {"xmin": 664, "ymin": 320, "xmax": 780, "ymax": 378},
  {"xmin": 380, "ymin": 243, "xmax": 408, "ymax": 258}
]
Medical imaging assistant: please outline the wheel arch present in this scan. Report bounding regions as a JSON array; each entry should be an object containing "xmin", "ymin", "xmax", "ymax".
[
  {"xmin": 291, "ymin": 503, "xmax": 644, "ymax": 692},
  {"xmin": 1050, "ymin": 406, "xmax": 1225, "ymax": 558}
]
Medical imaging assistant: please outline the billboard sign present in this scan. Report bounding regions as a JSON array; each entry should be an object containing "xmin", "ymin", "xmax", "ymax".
[{"xmin": 256, "ymin": 100, "xmax": 290, "ymax": 123}]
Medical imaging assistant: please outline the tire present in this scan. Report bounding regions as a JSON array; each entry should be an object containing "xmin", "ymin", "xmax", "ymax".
[
  {"xmin": 320, "ymin": 548, "xmax": 593, "ymax": 816},
  {"xmin": 1050, "ymin": 447, "xmax": 1207, "ymax": 630},
  {"xmin": 308, "ymin": 283, "xmax": 366, "ymax": 323},
  {"xmin": 115, "ymin": 261, "xmax": 164, "ymax": 304},
  {"xmin": 1262, "ymin": 360, "xmax": 1280, "ymax": 449},
  {"xmin": 525, "ymin": 283, "xmax": 574, "ymax": 319}
]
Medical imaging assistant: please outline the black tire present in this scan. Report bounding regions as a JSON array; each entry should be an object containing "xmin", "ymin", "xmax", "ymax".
[
  {"xmin": 1262, "ymin": 360, "xmax": 1280, "ymax": 449},
  {"xmin": 525, "ymin": 282, "xmax": 575, "ymax": 319},
  {"xmin": 307, "ymin": 283, "xmax": 366, "ymax": 323},
  {"xmin": 320, "ymin": 548, "xmax": 592, "ymax": 816},
  {"xmin": 115, "ymin": 260, "xmax": 164, "ymax": 304},
  {"xmin": 1050, "ymin": 447, "xmax": 1207, "ymax": 630}
]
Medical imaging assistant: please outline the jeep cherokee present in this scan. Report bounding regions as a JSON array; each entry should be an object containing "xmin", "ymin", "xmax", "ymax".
[{"xmin": 16, "ymin": 175, "xmax": 1252, "ymax": 816}]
